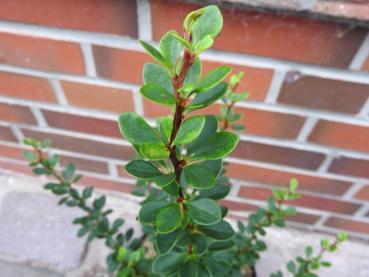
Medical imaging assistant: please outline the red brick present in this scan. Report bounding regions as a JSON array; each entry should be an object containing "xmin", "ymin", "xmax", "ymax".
[
  {"xmin": 93, "ymin": 47, "xmax": 150, "ymax": 84},
  {"xmin": 329, "ymin": 156, "xmax": 369, "ymax": 179},
  {"xmin": 0, "ymin": 0, "xmax": 137, "ymax": 37},
  {"xmin": 227, "ymin": 163, "xmax": 351, "ymax": 196},
  {"xmin": 239, "ymin": 186, "xmax": 361, "ymax": 214},
  {"xmin": 232, "ymin": 141, "xmax": 325, "ymax": 170},
  {"xmin": 220, "ymin": 199, "xmax": 258, "ymax": 212},
  {"xmin": 42, "ymin": 110, "xmax": 121, "ymax": 138},
  {"xmin": 308, "ymin": 120, "xmax": 369, "ymax": 153},
  {"xmin": 0, "ymin": 160, "xmax": 32, "ymax": 175},
  {"xmin": 0, "ymin": 33, "xmax": 84, "ymax": 74},
  {"xmin": 286, "ymin": 212, "xmax": 320, "ymax": 225},
  {"xmin": 62, "ymin": 81, "xmax": 135, "ymax": 114},
  {"xmin": 0, "ymin": 103, "xmax": 36, "ymax": 124},
  {"xmin": 278, "ymin": 73, "xmax": 369, "ymax": 114},
  {"xmin": 0, "ymin": 144, "xmax": 25, "ymax": 160},
  {"xmin": 60, "ymin": 155, "xmax": 109, "ymax": 175},
  {"xmin": 355, "ymin": 185, "xmax": 369, "ymax": 202},
  {"xmin": 117, "ymin": 165, "xmax": 130, "ymax": 178},
  {"xmin": 79, "ymin": 175, "xmax": 132, "ymax": 194},
  {"xmin": 22, "ymin": 129, "xmax": 134, "ymax": 161},
  {"xmin": 363, "ymin": 57, "xmax": 369, "ymax": 72},
  {"xmin": 324, "ymin": 217, "xmax": 369, "ymax": 235},
  {"xmin": 0, "ymin": 72, "xmax": 56, "ymax": 102},
  {"xmin": 0, "ymin": 126, "xmax": 17, "ymax": 142},
  {"xmin": 151, "ymin": 0, "xmax": 367, "ymax": 67},
  {"xmin": 202, "ymin": 61, "xmax": 273, "ymax": 101}
]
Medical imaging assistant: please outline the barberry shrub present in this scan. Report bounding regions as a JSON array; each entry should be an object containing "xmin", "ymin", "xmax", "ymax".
[{"xmin": 23, "ymin": 5, "xmax": 347, "ymax": 277}]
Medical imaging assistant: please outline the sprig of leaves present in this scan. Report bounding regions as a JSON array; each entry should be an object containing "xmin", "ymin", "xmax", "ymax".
[{"xmin": 22, "ymin": 137, "xmax": 151, "ymax": 276}]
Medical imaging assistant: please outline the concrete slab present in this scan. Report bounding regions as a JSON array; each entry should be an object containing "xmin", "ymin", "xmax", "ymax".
[{"xmin": 0, "ymin": 260, "xmax": 61, "ymax": 277}]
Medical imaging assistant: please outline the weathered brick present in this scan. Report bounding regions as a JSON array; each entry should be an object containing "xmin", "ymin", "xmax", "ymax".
[
  {"xmin": 62, "ymin": 81, "xmax": 135, "ymax": 114},
  {"xmin": 286, "ymin": 212, "xmax": 320, "ymax": 225},
  {"xmin": 42, "ymin": 110, "xmax": 121, "ymax": 138},
  {"xmin": 0, "ymin": 33, "xmax": 85, "ymax": 74},
  {"xmin": 151, "ymin": 0, "xmax": 367, "ymax": 67},
  {"xmin": 278, "ymin": 73, "xmax": 369, "ymax": 114},
  {"xmin": 0, "ymin": 144, "xmax": 25, "ymax": 160},
  {"xmin": 79, "ymin": 175, "xmax": 132, "ymax": 194},
  {"xmin": 93, "ymin": 47, "xmax": 150, "ymax": 84},
  {"xmin": 329, "ymin": 156, "xmax": 369, "ymax": 179},
  {"xmin": 0, "ymin": 72, "xmax": 56, "ymax": 102},
  {"xmin": 355, "ymin": 185, "xmax": 369, "ymax": 202},
  {"xmin": 59, "ymin": 155, "xmax": 109, "ymax": 175},
  {"xmin": 0, "ymin": 103, "xmax": 36, "ymax": 125},
  {"xmin": 324, "ymin": 217, "xmax": 369, "ymax": 235},
  {"xmin": 308, "ymin": 120, "xmax": 369, "ymax": 153},
  {"xmin": 0, "ymin": 126, "xmax": 17, "ymax": 142},
  {"xmin": 0, "ymin": 0, "xmax": 137, "ymax": 37},
  {"xmin": 202, "ymin": 61, "xmax": 273, "ymax": 101},
  {"xmin": 232, "ymin": 141, "xmax": 326, "ymax": 170},
  {"xmin": 227, "ymin": 163, "xmax": 351, "ymax": 196},
  {"xmin": 21, "ymin": 129, "xmax": 134, "ymax": 161},
  {"xmin": 239, "ymin": 186, "xmax": 361, "ymax": 214}
]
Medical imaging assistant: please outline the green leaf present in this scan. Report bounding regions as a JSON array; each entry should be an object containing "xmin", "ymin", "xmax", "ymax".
[
  {"xmin": 119, "ymin": 112, "xmax": 160, "ymax": 145},
  {"xmin": 157, "ymin": 203, "xmax": 182, "ymax": 234},
  {"xmin": 62, "ymin": 163, "xmax": 75, "ymax": 181},
  {"xmin": 289, "ymin": 178, "xmax": 298, "ymax": 191},
  {"xmin": 199, "ymin": 220, "xmax": 235, "ymax": 240},
  {"xmin": 179, "ymin": 260, "xmax": 199, "ymax": 277},
  {"xmin": 140, "ymin": 40, "xmax": 172, "ymax": 71},
  {"xmin": 187, "ymin": 115, "xmax": 218, "ymax": 155},
  {"xmin": 155, "ymin": 229, "xmax": 180, "ymax": 255},
  {"xmin": 176, "ymin": 57, "xmax": 202, "ymax": 88},
  {"xmin": 125, "ymin": 160, "xmax": 162, "ymax": 179},
  {"xmin": 199, "ymin": 180, "xmax": 230, "ymax": 200},
  {"xmin": 184, "ymin": 164, "xmax": 215, "ymax": 189},
  {"xmin": 143, "ymin": 63, "xmax": 173, "ymax": 93},
  {"xmin": 82, "ymin": 187, "xmax": 94, "ymax": 199},
  {"xmin": 162, "ymin": 181, "xmax": 179, "ymax": 197},
  {"xmin": 337, "ymin": 231, "xmax": 348, "ymax": 242},
  {"xmin": 305, "ymin": 246, "xmax": 313, "ymax": 257},
  {"xmin": 209, "ymin": 239, "xmax": 235, "ymax": 251},
  {"xmin": 192, "ymin": 234, "xmax": 208, "ymax": 256},
  {"xmin": 191, "ymin": 132, "xmax": 239, "ymax": 160},
  {"xmin": 201, "ymin": 160, "xmax": 222, "ymax": 178},
  {"xmin": 160, "ymin": 30, "xmax": 183, "ymax": 67},
  {"xmin": 195, "ymin": 66, "xmax": 231, "ymax": 92},
  {"xmin": 287, "ymin": 261, "xmax": 296, "ymax": 273},
  {"xmin": 158, "ymin": 116, "xmax": 173, "ymax": 144},
  {"xmin": 186, "ymin": 198, "xmax": 221, "ymax": 225},
  {"xmin": 93, "ymin": 196, "xmax": 106, "ymax": 210},
  {"xmin": 140, "ymin": 83, "xmax": 176, "ymax": 105},
  {"xmin": 139, "ymin": 201, "xmax": 170, "ymax": 224},
  {"xmin": 186, "ymin": 82, "xmax": 228, "ymax": 112},
  {"xmin": 170, "ymin": 32, "xmax": 193, "ymax": 52},
  {"xmin": 198, "ymin": 265, "xmax": 212, "ymax": 277},
  {"xmin": 229, "ymin": 92, "xmax": 249, "ymax": 102},
  {"xmin": 152, "ymin": 252, "xmax": 184, "ymax": 273},
  {"xmin": 139, "ymin": 142, "xmax": 169, "ymax": 160},
  {"xmin": 190, "ymin": 6, "xmax": 223, "ymax": 44},
  {"xmin": 194, "ymin": 34, "xmax": 213, "ymax": 54},
  {"xmin": 154, "ymin": 173, "xmax": 176, "ymax": 188},
  {"xmin": 23, "ymin": 150, "xmax": 36, "ymax": 162},
  {"xmin": 173, "ymin": 116, "xmax": 205, "ymax": 145}
]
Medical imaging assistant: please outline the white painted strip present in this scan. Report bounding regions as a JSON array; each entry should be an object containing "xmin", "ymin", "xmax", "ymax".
[
  {"xmin": 296, "ymin": 117, "xmax": 318, "ymax": 142},
  {"xmin": 354, "ymin": 205, "xmax": 369, "ymax": 218},
  {"xmin": 80, "ymin": 43, "xmax": 97, "ymax": 77},
  {"xmin": 30, "ymin": 107, "xmax": 48, "ymax": 127},
  {"xmin": 358, "ymin": 96, "xmax": 369, "ymax": 119},
  {"xmin": 317, "ymin": 153, "xmax": 336, "ymax": 173},
  {"xmin": 0, "ymin": 21, "xmax": 369, "ymax": 85},
  {"xmin": 350, "ymin": 33, "xmax": 369, "ymax": 70},
  {"xmin": 342, "ymin": 180, "xmax": 366, "ymax": 200},
  {"xmin": 0, "ymin": 64, "xmax": 369, "ymax": 128},
  {"xmin": 9, "ymin": 126, "xmax": 24, "ymax": 142},
  {"xmin": 49, "ymin": 79, "xmax": 68, "ymax": 105},
  {"xmin": 265, "ymin": 70, "xmax": 285, "ymax": 103},
  {"xmin": 132, "ymin": 88, "xmax": 144, "ymax": 116},
  {"xmin": 137, "ymin": 0, "xmax": 153, "ymax": 41}
]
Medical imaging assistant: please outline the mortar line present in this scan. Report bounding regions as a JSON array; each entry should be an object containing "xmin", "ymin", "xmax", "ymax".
[
  {"xmin": 9, "ymin": 126, "xmax": 24, "ymax": 142},
  {"xmin": 0, "ymin": 21, "xmax": 368, "ymax": 84},
  {"xmin": 342, "ymin": 180, "xmax": 366, "ymax": 200},
  {"xmin": 296, "ymin": 117, "xmax": 318, "ymax": 142},
  {"xmin": 108, "ymin": 161, "xmax": 119, "ymax": 178},
  {"xmin": 349, "ymin": 32, "xmax": 369, "ymax": 70},
  {"xmin": 30, "ymin": 107, "xmax": 48, "ymax": 127},
  {"xmin": 136, "ymin": 0, "xmax": 153, "ymax": 41},
  {"xmin": 265, "ymin": 69, "xmax": 285, "ymax": 103},
  {"xmin": 358, "ymin": 96, "xmax": 369, "ymax": 119},
  {"xmin": 317, "ymin": 152, "xmax": 337, "ymax": 173},
  {"xmin": 80, "ymin": 43, "xmax": 97, "ymax": 77},
  {"xmin": 132, "ymin": 87, "xmax": 144, "ymax": 116},
  {"xmin": 49, "ymin": 79, "xmax": 68, "ymax": 105}
]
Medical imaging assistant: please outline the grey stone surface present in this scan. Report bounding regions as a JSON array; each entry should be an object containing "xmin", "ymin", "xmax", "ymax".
[
  {"xmin": 0, "ymin": 260, "xmax": 61, "ymax": 277},
  {"xmin": 0, "ymin": 190, "xmax": 86, "ymax": 272}
]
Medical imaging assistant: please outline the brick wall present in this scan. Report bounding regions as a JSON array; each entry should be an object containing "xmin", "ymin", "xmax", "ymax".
[{"xmin": 0, "ymin": 0, "xmax": 369, "ymax": 239}]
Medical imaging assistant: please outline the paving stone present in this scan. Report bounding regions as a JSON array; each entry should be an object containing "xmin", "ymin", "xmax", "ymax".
[
  {"xmin": 0, "ymin": 191, "xmax": 86, "ymax": 271},
  {"xmin": 0, "ymin": 260, "xmax": 62, "ymax": 277}
]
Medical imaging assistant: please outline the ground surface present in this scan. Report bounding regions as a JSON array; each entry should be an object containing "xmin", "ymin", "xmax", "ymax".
[{"xmin": 0, "ymin": 170, "xmax": 368, "ymax": 277}]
